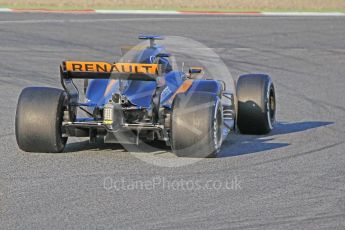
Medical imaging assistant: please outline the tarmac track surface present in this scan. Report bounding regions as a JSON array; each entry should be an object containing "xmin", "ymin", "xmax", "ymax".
[{"xmin": 0, "ymin": 13, "xmax": 345, "ymax": 229}]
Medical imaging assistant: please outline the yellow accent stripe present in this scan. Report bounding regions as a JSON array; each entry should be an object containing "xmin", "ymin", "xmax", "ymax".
[{"xmin": 168, "ymin": 80, "xmax": 193, "ymax": 104}]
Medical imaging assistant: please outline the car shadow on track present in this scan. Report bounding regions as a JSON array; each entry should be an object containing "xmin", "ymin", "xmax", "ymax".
[
  {"xmin": 64, "ymin": 138, "xmax": 125, "ymax": 153},
  {"xmin": 64, "ymin": 121, "xmax": 332, "ymax": 157},
  {"xmin": 218, "ymin": 121, "xmax": 333, "ymax": 158},
  {"xmin": 64, "ymin": 138, "xmax": 171, "ymax": 153}
]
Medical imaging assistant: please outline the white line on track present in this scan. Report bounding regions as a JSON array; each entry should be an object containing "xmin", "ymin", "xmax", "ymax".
[
  {"xmin": 95, "ymin": 10, "xmax": 181, "ymax": 15},
  {"xmin": 0, "ymin": 8, "xmax": 11, "ymax": 12},
  {"xmin": 1, "ymin": 14, "xmax": 345, "ymax": 25},
  {"xmin": 1, "ymin": 8, "xmax": 345, "ymax": 16},
  {"xmin": 0, "ymin": 17, "xmax": 191, "ymax": 24},
  {"xmin": 0, "ymin": 16, "xmax": 305, "ymax": 25}
]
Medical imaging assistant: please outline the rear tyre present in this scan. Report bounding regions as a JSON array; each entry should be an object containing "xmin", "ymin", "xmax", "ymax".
[
  {"xmin": 15, "ymin": 87, "xmax": 68, "ymax": 153},
  {"xmin": 171, "ymin": 92, "xmax": 223, "ymax": 158},
  {"xmin": 236, "ymin": 74, "xmax": 276, "ymax": 134}
]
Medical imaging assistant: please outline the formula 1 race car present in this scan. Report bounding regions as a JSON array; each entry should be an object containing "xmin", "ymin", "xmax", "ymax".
[{"xmin": 15, "ymin": 35, "xmax": 276, "ymax": 158}]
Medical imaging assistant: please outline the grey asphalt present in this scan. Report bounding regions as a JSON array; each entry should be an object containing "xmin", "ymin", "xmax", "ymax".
[{"xmin": 0, "ymin": 13, "xmax": 345, "ymax": 230}]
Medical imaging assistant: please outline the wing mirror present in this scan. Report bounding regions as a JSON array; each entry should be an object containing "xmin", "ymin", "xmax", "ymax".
[{"xmin": 188, "ymin": 67, "xmax": 203, "ymax": 78}]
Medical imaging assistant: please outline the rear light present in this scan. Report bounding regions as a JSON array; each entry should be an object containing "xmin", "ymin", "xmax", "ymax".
[{"xmin": 103, "ymin": 101, "xmax": 114, "ymax": 126}]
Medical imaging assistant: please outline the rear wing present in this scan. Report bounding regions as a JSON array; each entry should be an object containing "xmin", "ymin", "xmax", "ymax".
[
  {"xmin": 60, "ymin": 61, "xmax": 161, "ymax": 81},
  {"xmin": 60, "ymin": 61, "xmax": 161, "ymax": 114}
]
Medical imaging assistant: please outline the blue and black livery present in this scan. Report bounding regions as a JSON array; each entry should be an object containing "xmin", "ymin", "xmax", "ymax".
[{"xmin": 15, "ymin": 35, "xmax": 276, "ymax": 157}]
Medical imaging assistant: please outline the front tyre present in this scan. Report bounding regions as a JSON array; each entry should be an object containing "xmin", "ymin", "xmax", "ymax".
[
  {"xmin": 171, "ymin": 92, "xmax": 223, "ymax": 158},
  {"xmin": 15, "ymin": 87, "xmax": 68, "ymax": 153},
  {"xmin": 236, "ymin": 74, "xmax": 276, "ymax": 134}
]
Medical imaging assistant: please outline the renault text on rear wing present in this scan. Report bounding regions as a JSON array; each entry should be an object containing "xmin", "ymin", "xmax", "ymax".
[{"xmin": 60, "ymin": 61, "xmax": 160, "ymax": 81}]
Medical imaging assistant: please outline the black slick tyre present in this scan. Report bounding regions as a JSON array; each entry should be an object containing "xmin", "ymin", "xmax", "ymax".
[
  {"xmin": 15, "ymin": 87, "xmax": 68, "ymax": 153},
  {"xmin": 171, "ymin": 92, "xmax": 223, "ymax": 158},
  {"xmin": 236, "ymin": 74, "xmax": 276, "ymax": 134}
]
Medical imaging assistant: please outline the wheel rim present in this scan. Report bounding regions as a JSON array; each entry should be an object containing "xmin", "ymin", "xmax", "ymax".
[
  {"xmin": 213, "ymin": 103, "xmax": 223, "ymax": 150},
  {"xmin": 268, "ymin": 85, "xmax": 276, "ymax": 125}
]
